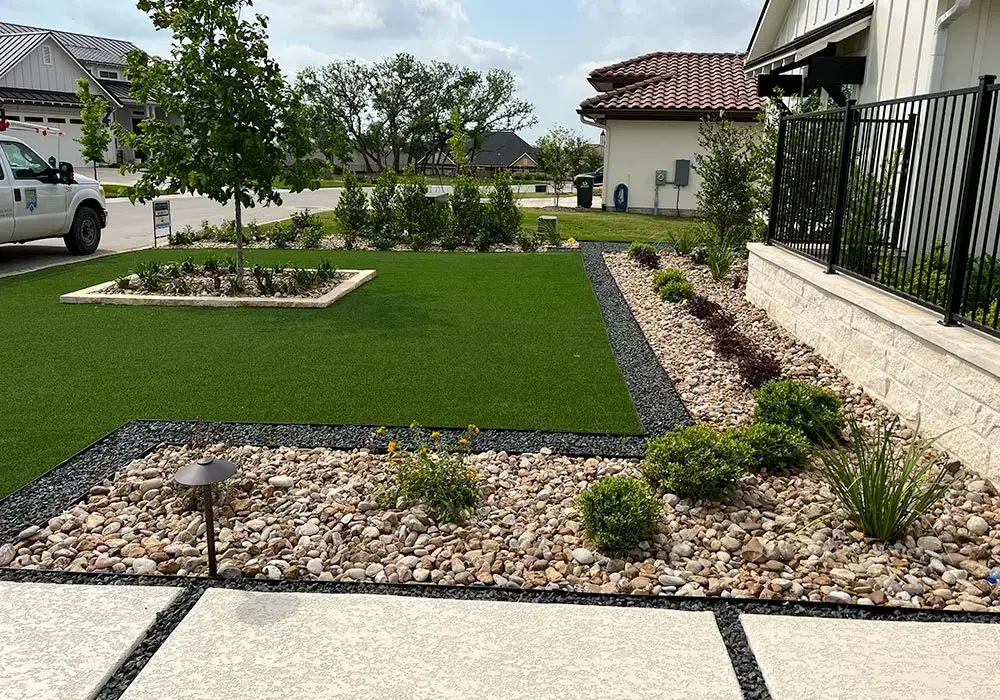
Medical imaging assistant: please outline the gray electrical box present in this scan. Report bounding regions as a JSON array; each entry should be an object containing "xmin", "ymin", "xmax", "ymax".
[
  {"xmin": 674, "ymin": 159, "xmax": 691, "ymax": 187},
  {"xmin": 655, "ymin": 169, "xmax": 669, "ymax": 185}
]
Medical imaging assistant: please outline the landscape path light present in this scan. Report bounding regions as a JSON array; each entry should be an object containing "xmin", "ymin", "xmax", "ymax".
[{"xmin": 173, "ymin": 457, "xmax": 237, "ymax": 577}]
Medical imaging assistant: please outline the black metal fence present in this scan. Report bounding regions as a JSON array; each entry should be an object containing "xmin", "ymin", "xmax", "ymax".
[{"xmin": 768, "ymin": 75, "xmax": 1000, "ymax": 338}]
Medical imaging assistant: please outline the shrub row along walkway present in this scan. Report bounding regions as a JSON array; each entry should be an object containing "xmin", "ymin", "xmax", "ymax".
[{"xmin": 3, "ymin": 579, "xmax": 999, "ymax": 700}]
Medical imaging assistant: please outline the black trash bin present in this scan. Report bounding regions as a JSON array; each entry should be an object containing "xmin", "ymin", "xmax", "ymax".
[{"xmin": 574, "ymin": 174, "xmax": 594, "ymax": 208}]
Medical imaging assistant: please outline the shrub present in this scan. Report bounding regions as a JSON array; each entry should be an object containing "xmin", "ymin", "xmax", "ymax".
[
  {"xmin": 114, "ymin": 274, "xmax": 133, "ymax": 291},
  {"xmin": 690, "ymin": 246, "xmax": 709, "ymax": 265},
  {"xmin": 706, "ymin": 238, "xmax": 735, "ymax": 281},
  {"xmin": 732, "ymin": 423, "xmax": 810, "ymax": 472},
  {"xmin": 482, "ymin": 171, "xmax": 520, "ymax": 249},
  {"xmin": 819, "ymin": 418, "xmax": 950, "ymax": 540},
  {"xmin": 652, "ymin": 267, "xmax": 686, "ymax": 292},
  {"xmin": 265, "ymin": 222, "xmax": 297, "ymax": 249},
  {"xmin": 577, "ymin": 475, "xmax": 661, "ymax": 555},
  {"xmin": 666, "ymin": 226, "xmax": 703, "ymax": 255},
  {"xmin": 179, "ymin": 257, "xmax": 196, "ymax": 274},
  {"xmin": 316, "ymin": 258, "xmax": 337, "ymax": 280},
  {"xmin": 289, "ymin": 209, "xmax": 324, "ymax": 248},
  {"xmin": 659, "ymin": 279, "xmax": 695, "ymax": 303},
  {"xmin": 202, "ymin": 255, "xmax": 220, "ymax": 274},
  {"xmin": 251, "ymin": 264, "xmax": 277, "ymax": 295},
  {"xmin": 133, "ymin": 260, "xmax": 164, "ymax": 292},
  {"xmin": 244, "ymin": 220, "xmax": 264, "ymax": 243},
  {"xmin": 369, "ymin": 169, "xmax": 400, "ymax": 250},
  {"xmin": 379, "ymin": 425, "xmax": 482, "ymax": 523},
  {"xmin": 627, "ymin": 241, "xmax": 659, "ymax": 268},
  {"xmin": 170, "ymin": 225, "xmax": 195, "ymax": 246},
  {"xmin": 643, "ymin": 425, "xmax": 747, "ymax": 500},
  {"xmin": 450, "ymin": 173, "xmax": 482, "ymax": 247},
  {"xmin": 335, "ymin": 171, "xmax": 368, "ymax": 249},
  {"xmin": 754, "ymin": 379, "xmax": 845, "ymax": 444},
  {"xmin": 687, "ymin": 294, "xmax": 722, "ymax": 320},
  {"xmin": 517, "ymin": 228, "xmax": 540, "ymax": 251},
  {"xmin": 397, "ymin": 171, "xmax": 439, "ymax": 251}
]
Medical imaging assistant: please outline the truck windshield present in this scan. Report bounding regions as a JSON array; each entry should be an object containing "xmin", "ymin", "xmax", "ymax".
[{"xmin": 0, "ymin": 141, "xmax": 49, "ymax": 179}]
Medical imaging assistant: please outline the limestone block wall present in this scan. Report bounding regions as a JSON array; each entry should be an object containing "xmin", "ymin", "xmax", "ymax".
[{"xmin": 746, "ymin": 243, "xmax": 1000, "ymax": 482}]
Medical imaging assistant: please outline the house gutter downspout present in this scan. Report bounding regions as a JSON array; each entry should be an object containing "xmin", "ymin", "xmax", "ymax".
[{"xmin": 930, "ymin": 0, "xmax": 973, "ymax": 91}]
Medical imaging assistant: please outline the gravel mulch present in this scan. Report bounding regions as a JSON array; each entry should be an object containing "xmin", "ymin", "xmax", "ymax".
[
  {"xmin": 107, "ymin": 269, "xmax": 348, "ymax": 298},
  {"xmin": 6, "ymin": 441, "xmax": 1000, "ymax": 611},
  {"xmin": 173, "ymin": 235, "xmax": 578, "ymax": 253}
]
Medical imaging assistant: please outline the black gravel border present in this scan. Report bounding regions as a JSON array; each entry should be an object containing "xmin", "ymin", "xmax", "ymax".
[
  {"xmin": 581, "ymin": 241, "xmax": 692, "ymax": 435},
  {"xmin": 1, "ymin": 569, "xmax": 997, "ymax": 700}
]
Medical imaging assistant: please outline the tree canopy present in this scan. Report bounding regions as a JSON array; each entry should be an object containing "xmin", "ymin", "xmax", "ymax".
[
  {"xmin": 118, "ymin": 0, "xmax": 321, "ymax": 280},
  {"xmin": 298, "ymin": 54, "xmax": 536, "ymax": 172},
  {"xmin": 73, "ymin": 77, "xmax": 110, "ymax": 179}
]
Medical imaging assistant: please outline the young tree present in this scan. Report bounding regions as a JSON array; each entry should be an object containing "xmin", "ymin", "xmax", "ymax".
[
  {"xmin": 693, "ymin": 117, "xmax": 759, "ymax": 248},
  {"xmin": 117, "ymin": 0, "xmax": 321, "ymax": 284},
  {"xmin": 536, "ymin": 126, "xmax": 575, "ymax": 205},
  {"xmin": 74, "ymin": 77, "xmax": 110, "ymax": 180}
]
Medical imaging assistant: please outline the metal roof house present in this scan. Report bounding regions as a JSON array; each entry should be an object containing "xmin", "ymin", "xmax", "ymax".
[
  {"xmin": 578, "ymin": 52, "xmax": 761, "ymax": 215},
  {"xmin": 0, "ymin": 22, "xmax": 157, "ymax": 166}
]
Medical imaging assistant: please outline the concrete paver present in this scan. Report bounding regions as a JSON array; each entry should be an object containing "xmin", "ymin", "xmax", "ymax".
[
  {"xmin": 120, "ymin": 590, "xmax": 742, "ymax": 700},
  {"xmin": 0, "ymin": 582, "xmax": 179, "ymax": 700},
  {"xmin": 741, "ymin": 613, "xmax": 1000, "ymax": 700}
]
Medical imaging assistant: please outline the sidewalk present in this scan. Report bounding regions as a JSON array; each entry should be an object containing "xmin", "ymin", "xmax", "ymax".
[{"xmin": 3, "ymin": 580, "xmax": 999, "ymax": 699}]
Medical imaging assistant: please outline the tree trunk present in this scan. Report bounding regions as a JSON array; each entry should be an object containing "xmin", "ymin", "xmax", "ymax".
[
  {"xmin": 234, "ymin": 194, "xmax": 244, "ymax": 287},
  {"xmin": 93, "ymin": 162, "xmax": 98, "ymax": 181}
]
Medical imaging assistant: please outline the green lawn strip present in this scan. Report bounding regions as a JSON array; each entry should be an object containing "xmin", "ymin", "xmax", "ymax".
[
  {"xmin": 520, "ymin": 209, "xmax": 701, "ymax": 243},
  {"xmin": 0, "ymin": 249, "xmax": 641, "ymax": 496}
]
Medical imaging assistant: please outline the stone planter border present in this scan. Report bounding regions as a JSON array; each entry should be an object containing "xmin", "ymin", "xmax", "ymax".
[{"xmin": 59, "ymin": 269, "xmax": 377, "ymax": 308}]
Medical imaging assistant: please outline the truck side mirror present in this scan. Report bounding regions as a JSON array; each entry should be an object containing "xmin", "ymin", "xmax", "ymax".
[{"xmin": 58, "ymin": 161, "xmax": 75, "ymax": 185}]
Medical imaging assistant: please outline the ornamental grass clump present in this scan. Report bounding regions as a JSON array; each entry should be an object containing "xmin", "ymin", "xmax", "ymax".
[
  {"xmin": 732, "ymin": 423, "xmax": 810, "ymax": 473},
  {"xmin": 754, "ymin": 379, "xmax": 845, "ymax": 444},
  {"xmin": 627, "ymin": 241, "xmax": 659, "ymax": 268},
  {"xmin": 643, "ymin": 425, "xmax": 747, "ymax": 501},
  {"xmin": 819, "ymin": 418, "xmax": 950, "ymax": 541},
  {"xmin": 378, "ymin": 424, "xmax": 483, "ymax": 524},
  {"xmin": 577, "ymin": 475, "xmax": 661, "ymax": 555}
]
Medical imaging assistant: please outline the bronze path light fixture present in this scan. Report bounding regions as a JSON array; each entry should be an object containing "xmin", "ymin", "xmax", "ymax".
[{"xmin": 173, "ymin": 457, "xmax": 237, "ymax": 577}]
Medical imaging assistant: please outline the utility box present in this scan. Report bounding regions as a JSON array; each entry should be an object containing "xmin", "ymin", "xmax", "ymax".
[
  {"xmin": 425, "ymin": 192, "xmax": 449, "ymax": 208},
  {"xmin": 674, "ymin": 160, "xmax": 691, "ymax": 187},
  {"xmin": 538, "ymin": 215, "xmax": 558, "ymax": 239},
  {"xmin": 655, "ymin": 169, "xmax": 669, "ymax": 185}
]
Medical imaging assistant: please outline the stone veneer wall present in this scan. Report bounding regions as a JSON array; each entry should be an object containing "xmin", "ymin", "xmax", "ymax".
[{"xmin": 746, "ymin": 243, "xmax": 1000, "ymax": 483}]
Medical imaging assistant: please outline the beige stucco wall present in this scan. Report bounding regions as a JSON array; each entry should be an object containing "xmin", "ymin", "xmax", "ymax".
[
  {"xmin": 602, "ymin": 119, "xmax": 703, "ymax": 215},
  {"xmin": 746, "ymin": 243, "xmax": 1000, "ymax": 482}
]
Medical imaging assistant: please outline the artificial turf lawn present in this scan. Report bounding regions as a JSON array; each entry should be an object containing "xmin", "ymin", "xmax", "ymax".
[{"xmin": 0, "ymin": 249, "xmax": 642, "ymax": 496}]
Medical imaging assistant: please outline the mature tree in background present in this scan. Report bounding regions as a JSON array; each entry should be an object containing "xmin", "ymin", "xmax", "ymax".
[
  {"xmin": 301, "ymin": 56, "xmax": 535, "ymax": 173},
  {"xmin": 536, "ymin": 126, "xmax": 577, "ymax": 205},
  {"xmin": 565, "ymin": 135, "xmax": 603, "ymax": 177},
  {"xmin": 74, "ymin": 78, "xmax": 110, "ymax": 180},
  {"xmin": 119, "ymin": 0, "xmax": 321, "ymax": 284}
]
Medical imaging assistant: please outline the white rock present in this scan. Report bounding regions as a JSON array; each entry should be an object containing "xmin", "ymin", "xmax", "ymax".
[
  {"xmin": 268, "ymin": 475, "xmax": 294, "ymax": 489},
  {"xmin": 916, "ymin": 536, "xmax": 943, "ymax": 552},
  {"xmin": 132, "ymin": 558, "xmax": 156, "ymax": 575},
  {"xmin": 306, "ymin": 558, "xmax": 324, "ymax": 576},
  {"xmin": 572, "ymin": 548, "xmax": 595, "ymax": 565},
  {"xmin": 967, "ymin": 516, "xmax": 990, "ymax": 536},
  {"xmin": 17, "ymin": 526, "xmax": 40, "ymax": 540}
]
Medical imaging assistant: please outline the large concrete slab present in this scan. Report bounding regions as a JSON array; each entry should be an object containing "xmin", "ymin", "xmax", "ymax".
[
  {"xmin": 742, "ymin": 613, "xmax": 1000, "ymax": 700},
  {"xmin": 121, "ymin": 590, "xmax": 741, "ymax": 700},
  {"xmin": 0, "ymin": 582, "xmax": 180, "ymax": 700}
]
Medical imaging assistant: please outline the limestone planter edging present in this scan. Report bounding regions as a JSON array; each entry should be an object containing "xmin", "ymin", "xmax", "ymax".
[{"xmin": 59, "ymin": 269, "xmax": 376, "ymax": 308}]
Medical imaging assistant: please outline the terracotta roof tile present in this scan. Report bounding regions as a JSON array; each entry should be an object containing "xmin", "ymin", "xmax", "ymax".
[{"xmin": 581, "ymin": 52, "xmax": 761, "ymax": 113}]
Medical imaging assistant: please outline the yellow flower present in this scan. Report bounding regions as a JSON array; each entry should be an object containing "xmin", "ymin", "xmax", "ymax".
[
  {"xmin": 409, "ymin": 422, "xmax": 416, "ymax": 429},
  {"xmin": 567, "ymin": 237, "xmax": 577, "ymax": 245},
  {"xmin": 376, "ymin": 426, "xmax": 387, "ymax": 436},
  {"xmin": 467, "ymin": 466, "xmax": 479, "ymax": 480},
  {"xmin": 468, "ymin": 424, "xmax": 480, "ymax": 435},
  {"xmin": 431, "ymin": 431, "xmax": 440, "ymax": 439},
  {"xmin": 387, "ymin": 441, "xmax": 396, "ymax": 453},
  {"xmin": 458, "ymin": 437, "xmax": 469, "ymax": 445}
]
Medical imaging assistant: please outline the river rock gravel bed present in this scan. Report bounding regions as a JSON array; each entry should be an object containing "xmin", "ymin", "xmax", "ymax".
[{"xmin": 5, "ymin": 442, "xmax": 1000, "ymax": 610}]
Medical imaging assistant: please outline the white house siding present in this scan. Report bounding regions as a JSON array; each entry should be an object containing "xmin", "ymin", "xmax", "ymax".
[
  {"xmin": 603, "ymin": 120, "xmax": 704, "ymax": 216},
  {"xmin": 941, "ymin": 0, "xmax": 1000, "ymax": 90},
  {"xmin": 776, "ymin": 0, "xmax": 874, "ymax": 46},
  {"xmin": 0, "ymin": 38, "xmax": 86, "ymax": 94}
]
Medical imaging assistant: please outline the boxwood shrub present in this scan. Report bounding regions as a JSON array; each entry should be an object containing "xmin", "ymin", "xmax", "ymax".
[
  {"xmin": 732, "ymin": 422, "xmax": 810, "ymax": 472},
  {"xmin": 754, "ymin": 379, "xmax": 845, "ymax": 444},
  {"xmin": 577, "ymin": 475, "xmax": 661, "ymax": 555},
  {"xmin": 643, "ymin": 425, "xmax": 747, "ymax": 500}
]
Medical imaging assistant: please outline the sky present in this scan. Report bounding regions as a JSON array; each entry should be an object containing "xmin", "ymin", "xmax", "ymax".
[{"xmin": 0, "ymin": 0, "xmax": 763, "ymax": 142}]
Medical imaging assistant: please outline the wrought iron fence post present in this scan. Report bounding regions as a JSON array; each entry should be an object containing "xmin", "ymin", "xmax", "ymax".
[
  {"xmin": 766, "ymin": 116, "xmax": 788, "ymax": 246},
  {"xmin": 942, "ymin": 74, "xmax": 996, "ymax": 326},
  {"xmin": 827, "ymin": 100, "xmax": 857, "ymax": 274}
]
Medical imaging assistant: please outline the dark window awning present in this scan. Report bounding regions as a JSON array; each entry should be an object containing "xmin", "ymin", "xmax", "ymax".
[{"xmin": 0, "ymin": 87, "xmax": 81, "ymax": 107}]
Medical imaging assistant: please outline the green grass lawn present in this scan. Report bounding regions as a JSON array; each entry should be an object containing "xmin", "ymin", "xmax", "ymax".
[
  {"xmin": 520, "ymin": 209, "xmax": 701, "ymax": 243},
  {"xmin": 0, "ymin": 249, "xmax": 641, "ymax": 496}
]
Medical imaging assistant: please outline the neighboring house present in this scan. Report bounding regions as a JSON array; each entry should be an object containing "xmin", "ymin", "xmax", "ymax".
[
  {"xmin": 0, "ymin": 22, "xmax": 159, "ymax": 167},
  {"xmin": 745, "ymin": 0, "xmax": 1000, "ymax": 102},
  {"xmin": 578, "ymin": 52, "xmax": 762, "ymax": 216},
  {"xmin": 417, "ymin": 131, "xmax": 538, "ymax": 176}
]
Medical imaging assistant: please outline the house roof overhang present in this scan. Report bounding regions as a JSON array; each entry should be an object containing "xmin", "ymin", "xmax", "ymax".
[
  {"xmin": 575, "ymin": 107, "xmax": 760, "ymax": 124},
  {"xmin": 744, "ymin": 4, "xmax": 873, "ymax": 77}
]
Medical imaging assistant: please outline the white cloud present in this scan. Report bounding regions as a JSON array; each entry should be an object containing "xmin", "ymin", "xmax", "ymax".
[
  {"xmin": 263, "ymin": 0, "xmax": 466, "ymax": 38},
  {"xmin": 453, "ymin": 36, "xmax": 529, "ymax": 70}
]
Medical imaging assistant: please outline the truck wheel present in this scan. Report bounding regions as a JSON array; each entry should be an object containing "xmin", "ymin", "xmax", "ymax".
[{"xmin": 64, "ymin": 208, "xmax": 102, "ymax": 255}]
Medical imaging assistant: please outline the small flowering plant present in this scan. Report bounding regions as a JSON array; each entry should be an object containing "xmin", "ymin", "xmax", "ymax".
[{"xmin": 377, "ymin": 423, "xmax": 483, "ymax": 524}]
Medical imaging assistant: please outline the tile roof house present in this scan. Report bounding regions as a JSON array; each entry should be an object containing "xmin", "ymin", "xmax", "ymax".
[
  {"xmin": 578, "ymin": 52, "xmax": 762, "ymax": 215},
  {"xmin": 0, "ymin": 22, "xmax": 158, "ymax": 167}
]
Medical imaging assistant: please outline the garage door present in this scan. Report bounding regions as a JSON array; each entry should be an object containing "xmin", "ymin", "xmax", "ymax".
[{"xmin": 4, "ymin": 113, "xmax": 86, "ymax": 167}]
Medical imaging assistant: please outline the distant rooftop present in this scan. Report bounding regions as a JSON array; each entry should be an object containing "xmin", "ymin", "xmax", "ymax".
[{"xmin": 0, "ymin": 22, "xmax": 140, "ymax": 65}]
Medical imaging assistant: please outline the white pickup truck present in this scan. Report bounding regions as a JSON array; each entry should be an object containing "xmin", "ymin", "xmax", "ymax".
[{"xmin": 0, "ymin": 132, "xmax": 107, "ymax": 255}]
